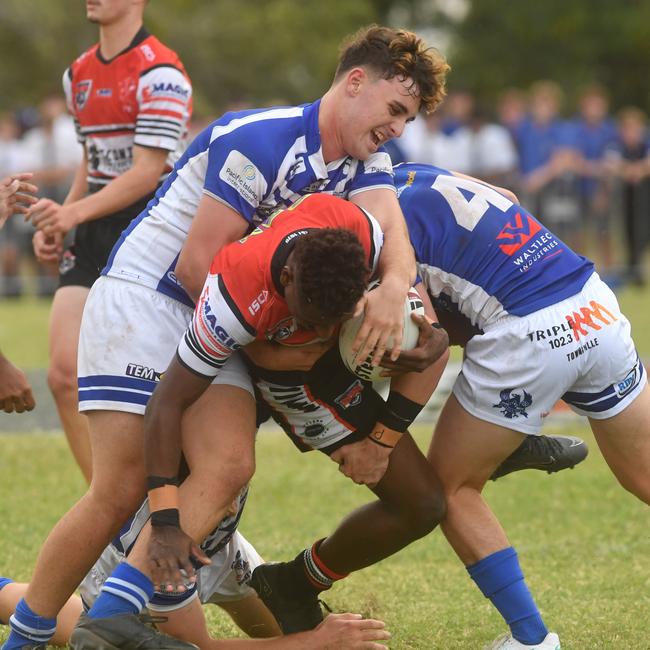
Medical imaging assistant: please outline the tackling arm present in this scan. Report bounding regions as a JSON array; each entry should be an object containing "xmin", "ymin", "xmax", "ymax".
[
  {"xmin": 175, "ymin": 194, "xmax": 249, "ymax": 302},
  {"xmin": 350, "ymin": 188, "xmax": 416, "ymax": 364}
]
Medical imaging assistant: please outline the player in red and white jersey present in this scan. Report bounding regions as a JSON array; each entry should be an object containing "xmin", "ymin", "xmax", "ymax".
[
  {"xmin": 178, "ymin": 193, "xmax": 382, "ymax": 376},
  {"xmin": 23, "ymin": 0, "xmax": 192, "ymax": 483}
]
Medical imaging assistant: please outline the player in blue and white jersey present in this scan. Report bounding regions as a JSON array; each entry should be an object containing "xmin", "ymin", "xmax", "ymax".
[
  {"xmin": 3, "ymin": 26, "xmax": 450, "ymax": 650},
  {"xmin": 395, "ymin": 163, "xmax": 648, "ymax": 649}
]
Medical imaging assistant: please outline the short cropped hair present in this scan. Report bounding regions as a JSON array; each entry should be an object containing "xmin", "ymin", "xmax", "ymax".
[
  {"xmin": 335, "ymin": 25, "xmax": 449, "ymax": 114},
  {"xmin": 292, "ymin": 228, "xmax": 369, "ymax": 321}
]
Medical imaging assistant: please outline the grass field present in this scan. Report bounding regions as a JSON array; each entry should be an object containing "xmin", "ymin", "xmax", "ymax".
[{"xmin": 0, "ymin": 285, "xmax": 649, "ymax": 648}]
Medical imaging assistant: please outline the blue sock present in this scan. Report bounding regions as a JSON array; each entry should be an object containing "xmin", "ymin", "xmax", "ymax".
[
  {"xmin": 3, "ymin": 598, "xmax": 56, "ymax": 649},
  {"xmin": 87, "ymin": 562, "xmax": 154, "ymax": 619},
  {"xmin": 467, "ymin": 547, "xmax": 548, "ymax": 645}
]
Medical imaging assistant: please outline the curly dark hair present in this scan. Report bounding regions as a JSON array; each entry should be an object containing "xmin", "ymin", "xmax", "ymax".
[
  {"xmin": 335, "ymin": 24, "xmax": 450, "ymax": 114},
  {"xmin": 292, "ymin": 228, "xmax": 369, "ymax": 321}
]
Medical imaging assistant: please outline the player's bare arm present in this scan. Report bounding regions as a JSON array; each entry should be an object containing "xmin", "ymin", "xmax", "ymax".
[
  {"xmin": 27, "ymin": 144, "xmax": 168, "ymax": 236},
  {"xmin": 175, "ymin": 195, "xmax": 249, "ymax": 302},
  {"xmin": 144, "ymin": 356, "xmax": 212, "ymax": 591},
  {"xmin": 350, "ymin": 188, "xmax": 416, "ymax": 366}
]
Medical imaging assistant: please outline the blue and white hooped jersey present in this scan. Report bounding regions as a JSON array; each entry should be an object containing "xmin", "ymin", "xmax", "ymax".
[
  {"xmin": 103, "ymin": 100, "xmax": 394, "ymax": 307},
  {"xmin": 395, "ymin": 163, "xmax": 595, "ymax": 329}
]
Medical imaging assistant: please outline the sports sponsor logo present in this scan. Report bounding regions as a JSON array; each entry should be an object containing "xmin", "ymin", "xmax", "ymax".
[
  {"xmin": 565, "ymin": 338, "xmax": 599, "ymax": 362},
  {"xmin": 304, "ymin": 419, "xmax": 326, "ymax": 437},
  {"xmin": 140, "ymin": 43, "xmax": 156, "ymax": 62},
  {"xmin": 200, "ymin": 295, "xmax": 238, "ymax": 349},
  {"xmin": 510, "ymin": 231, "xmax": 562, "ymax": 272},
  {"xmin": 493, "ymin": 388, "xmax": 532, "ymax": 419},
  {"xmin": 248, "ymin": 290, "xmax": 268, "ymax": 316},
  {"xmin": 496, "ymin": 212, "xmax": 542, "ymax": 256},
  {"xmin": 125, "ymin": 363, "xmax": 162, "ymax": 381},
  {"xmin": 219, "ymin": 151, "xmax": 267, "ymax": 208},
  {"xmin": 565, "ymin": 300, "xmax": 617, "ymax": 341},
  {"xmin": 615, "ymin": 364, "xmax": 639, "ymax": 397},
  {"xmin": 96, "ymin": 88, "xmax": 112, "ymax": 97},
  {"xmin": 527, "ymin": 321, "xmax": 574, "ymax": 349},
  {"xmin": 74, "ymin": 79, "xmax": 93, "ymax": 111},
  {"xmin": 147, "ymin": 81, "xmax": 190, "ymax": 100},
  {"xmin": 334, "ymin": 380, "xmax": 364, "ymax": 409},
  {"xmin": 87, "ymin": 141, "xmax": 133, "ymax": 175}
]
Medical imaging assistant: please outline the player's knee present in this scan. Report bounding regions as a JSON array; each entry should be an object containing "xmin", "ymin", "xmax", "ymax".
[
  {"xmin": 88, "ymin": 471, "xmax": 145, "ymax": 519},
  {"xmin": 402, "ymin": 489, "xmax": 446, "ymax": 539}
]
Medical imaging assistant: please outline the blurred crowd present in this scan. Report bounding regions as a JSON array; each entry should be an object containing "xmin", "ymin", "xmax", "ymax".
[{"xmin": 2, "ymin": 80, "xmax": 650, "ymax": 298}]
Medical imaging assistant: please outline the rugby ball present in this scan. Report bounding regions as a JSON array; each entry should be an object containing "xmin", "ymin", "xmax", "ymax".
[{"xmin": 339, "ymin": 284, "xmax": 424, "ymax": 382}]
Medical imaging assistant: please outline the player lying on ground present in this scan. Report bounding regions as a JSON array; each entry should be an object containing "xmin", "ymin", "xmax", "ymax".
[
  {"xmin": 1, "ymin": 27, "xmax": 447, "ymax": 650},
  {"xmin": 68, "ymin": 193, "xmax": 449, "ymax": 648},
  {"xmin": 0, "ymin": 493, "xmax": 389, "ymax": 649},
  {"xmin": 249, "ymin": 163, "xmax": 645, "ymax": 650}
]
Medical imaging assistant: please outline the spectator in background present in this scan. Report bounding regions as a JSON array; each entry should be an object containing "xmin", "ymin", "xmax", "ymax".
[
  {"xmin": 606, "ymin": 107, "xmax": 650, "ymax": 285},
  {"xmin": 496, "ymin": 87, "xmax": 527, "ymax": 141},
  {"xmin": 2, "ymin": 96, "xmax": 81, "ymax": 297},
  {"xmin": 0, "ymin": 113, "xmax": 32, "ymax": 297},
  {"xmin": 516, "ymin": 81, "xmax": 582, "ymax": 251},
  {"xmin": 0, "ymin": 172, "xmax": 38, "ymax": 413},
  {"xmin": 465, "ymin": 104, "xmax": 518, "ymax": 189},
  {"xmin": 572, "ymin": 84, "xmax": 618, "ymax": 273}
]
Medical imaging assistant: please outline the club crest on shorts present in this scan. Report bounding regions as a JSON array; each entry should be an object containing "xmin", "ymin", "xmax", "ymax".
[
  {"xmin": 334, "ymin": 379, "xmax": 364, "ymax": 409},
  {"xmin": 231, "ymin": 550, "xmax": 251, "ymax": 585},
  {"xmin": 493, "ymin": 387, "xmax": 533, "ymax": 419}
]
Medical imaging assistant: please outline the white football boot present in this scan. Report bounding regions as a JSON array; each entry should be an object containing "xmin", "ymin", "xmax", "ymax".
[{"xmin": 486, "ymin": 632, "xmax": 560, "ymax": 650}]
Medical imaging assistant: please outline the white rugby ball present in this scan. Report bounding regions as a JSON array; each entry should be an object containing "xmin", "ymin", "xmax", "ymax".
[{"xmin": 339, "ymin": 284, "xmax": 424, "ymax": 382}]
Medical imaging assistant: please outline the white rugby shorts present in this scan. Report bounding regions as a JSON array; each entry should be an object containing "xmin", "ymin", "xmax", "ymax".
[
  {"xmin": 77, "ymin": 276, "xmax": 253, "ymax": 414},
  {"xmin": 453, "ymin": 273, "xmax": 646, "ymax": 434},
  {"xmin": 77, "ymin": 530, "xmax": 262, "ymax": 612}
]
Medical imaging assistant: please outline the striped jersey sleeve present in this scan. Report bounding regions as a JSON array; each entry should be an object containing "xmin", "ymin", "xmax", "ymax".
[
  {"xmin": 177, "ymin": 274, "xmax": 257, "ymax": 379},
  {"xmin": 62, "ymin": 67, "xmax": 84, "ymax": 145},
  {"xmin": 135, "ymin": 65, "xmax": 192, "ymax": 151}
]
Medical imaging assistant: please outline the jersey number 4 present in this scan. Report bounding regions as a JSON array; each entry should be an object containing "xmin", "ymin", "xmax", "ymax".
[{"xmin": 432, "ymin": 175, "xmax": 513, "ymax": 231}]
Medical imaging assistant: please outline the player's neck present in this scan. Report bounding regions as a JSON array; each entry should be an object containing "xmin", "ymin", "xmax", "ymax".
[
  {"xmin": 318, "ymin": 91, "xmax": 346, "ymax": 163},
  {"xmin": 99, "ymin": 17, "xmax": 144, "ymax": 60}
]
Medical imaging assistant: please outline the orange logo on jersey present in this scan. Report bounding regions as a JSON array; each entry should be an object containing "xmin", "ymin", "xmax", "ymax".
[
  {"xmin": 496, "ymin": 212, "xmax": 542, "ymax": 256},
  {"xmin": 565, "ymin": 300, "xmax": 617, "ymax": 341}
]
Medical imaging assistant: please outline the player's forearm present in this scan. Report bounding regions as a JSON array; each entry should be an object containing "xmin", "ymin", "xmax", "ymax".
[
  {"xmin": 144, "ymin": 392, "xmax": 185, "ymax": 481},
  {"xmin": 63, "ymin": 158, "xmax": 88, "ymax": 205},
  {"xmin": 351, "ymin": 188, "xmax": 416, "ymax": 288},
  {"xmin": 69, "ymin": 163, "xmax": 161, "ymax": 224}
]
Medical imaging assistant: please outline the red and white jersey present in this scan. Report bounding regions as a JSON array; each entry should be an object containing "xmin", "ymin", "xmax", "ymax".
[
  {"xmin": 63, "ymin": 27, "xmax": 192, "ymax": 192},
  {"xmin": 177, "ymin": 194, "xmax": 383, "ymax": 378}
]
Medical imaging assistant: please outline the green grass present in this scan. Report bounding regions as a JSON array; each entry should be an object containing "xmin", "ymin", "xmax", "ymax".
[
  {"xmin": 0, "ymin": 424, "xmax": 649, "ymax": 648},
  {"xmin": 1, "ymin": 284, "xmax": 649, "ymax": 646}
]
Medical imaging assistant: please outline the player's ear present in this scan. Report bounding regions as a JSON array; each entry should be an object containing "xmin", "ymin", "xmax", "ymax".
[
  {"xmin": 280, "ymin": 266, "xmax": 293, "ymax": 288},
  {"xmin": 345, "ymin": 67, "xmax": 367, "ymax": 97}
]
